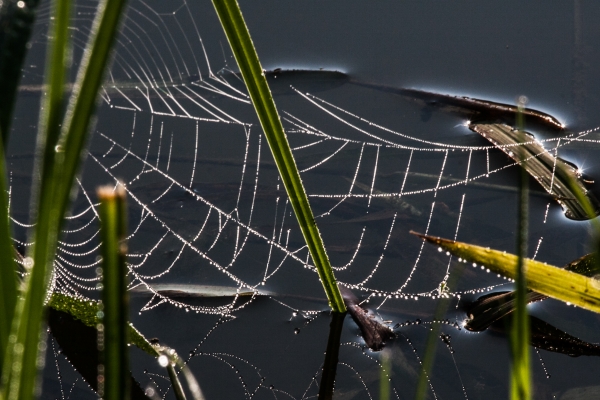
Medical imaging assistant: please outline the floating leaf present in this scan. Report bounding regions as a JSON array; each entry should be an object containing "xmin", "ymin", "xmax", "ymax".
[
  {"xmin": 348, "ymin": 85, "xmax": 564, "ymax": 132},
  {"xmin": 469, "ymin": 123, "xmax": 600, "ymax": 220},
  {"xmin": 338, "ymin": 284, "xmax": 394, "ymax": 351},
  {"xmin": 130, "ymin": 283, "xmax": 262, "ymax": 298}
]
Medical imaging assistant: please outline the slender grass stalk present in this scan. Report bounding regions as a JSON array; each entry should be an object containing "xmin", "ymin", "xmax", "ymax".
[
  {"xmin": 415, "ymin": 297, "xmax": 450, "ymax": 400},
  {"xmin": 0, "ymin": 0, "xmax": 71, "ymax": 395},
  {"xmin": 0, "ymin": 0, "xmax": 49, "ymax": 381},
  {"xmin": 415, "ymin": 265, "xmax": 464, "ymax": 400},
  {"xmin": 1, "ymin": 0, "xmax": 128, "ymax": 398},
  {"xmin": 318, "ymin": 311, "xmax": 346, "ymax": 400},
  {"xmin": 379, "ymin": 348, "xmax": 391, "ymax": 400},
  {"xmin": 210, "ymin": 0, "xmax": 345, "ymax": 313},
  {"xmin": 97, "ymin": 184, "xmax": 130, "ymax": 400},
  {"xmin": 511, "ymin": 96, "xmax": 531, "ymax": 400},
  {"xmin": 157, "ymin": 346, "xmax": 205, "ymax": 400},
  {"xmin": 167, "ymin": 364, "xmax": 187, "ymax": 400}
]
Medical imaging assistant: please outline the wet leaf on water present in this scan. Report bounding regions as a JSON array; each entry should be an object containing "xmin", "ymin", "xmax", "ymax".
[
  {"xmin": 469, "ymin": 123, "xmax": 600, "ymax": 220},
  {"xmin": 349, "ymin": 85, "xmax": 565, "ymax": 132},
  {"xmin": 338, "ymin": 284, "xmax": 394, "ymax": 351}
]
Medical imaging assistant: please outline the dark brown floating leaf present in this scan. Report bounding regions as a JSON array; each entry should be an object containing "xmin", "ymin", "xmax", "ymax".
[
  {"xmin": 529, "ymin": 316, "xmax": 600, "ymax": 357},
  {"xmin": 338, "ymin": 284, "xmax": 394, "ymax": 351},
  {"xmin": 348, "ymin": 84, "xmax": 564, "ymax": 132},
  {"xmin": 465, "ymin": 290, "xmax": 547, "ymax": 332},
  {"xmin": 469, "ymin": 123, "xmax": 600, "ymax": 220}
]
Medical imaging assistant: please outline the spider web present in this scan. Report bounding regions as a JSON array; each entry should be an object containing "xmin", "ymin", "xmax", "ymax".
[{"xmin": 11, "ymin": 1, "xmax": 600, "ymax": 399}]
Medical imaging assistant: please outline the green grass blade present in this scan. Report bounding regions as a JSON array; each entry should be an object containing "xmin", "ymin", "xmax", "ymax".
[
  {"xmin": 210, "ymin": 0, "xmax": 345, "ymax": 312},
  {"xmin": 166, "ymin": 363, "xmax": 187, "ymax": 400},
  {"xmin": 0, "ymin": 0, "xmax": 50, "ymax": 381},
  {"xmin": 511, "ymin": 97, "xmax": 530, "ymax": 400},
  {"xmin": 415, "ymin": 266, "xmax": 463, "ymax": 400},
  {"xmin": 412, "ymin": 232, "xmax": 600, "ymax": 313},
  {"xmin": 156, "ymin": 346, "xmax": 205, "ymax": 400},
  {"xmin": 379, "ymin": 348, "xmax": 391, "ymax": 400},
  {"xmin": 0, "ymin": 0, "xmax": 42, "ymax": 145},
  {"xmin": 97, "ymin": 184, "xmax": 130, "ymax": 400},
  {"xmin": 2, "ymin": 0, "xmax": 128, "ymax": 398}
]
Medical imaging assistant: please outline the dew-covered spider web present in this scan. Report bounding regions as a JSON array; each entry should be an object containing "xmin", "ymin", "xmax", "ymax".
[{"xmin": 11, "ymin": 1, "xmax": 600, "ymax": 399}]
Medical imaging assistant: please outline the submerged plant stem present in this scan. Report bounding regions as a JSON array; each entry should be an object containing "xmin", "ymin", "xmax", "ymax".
[{"xmin": 210, "ymin": 0, "xmax": 345, "ymax": 312}]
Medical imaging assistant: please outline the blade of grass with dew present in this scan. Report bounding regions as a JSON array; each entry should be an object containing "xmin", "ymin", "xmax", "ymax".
[
  {"xmin": 0, "ymin": 0, "xmax": 71, "ymax": 394},
  {"xmin": 210, "ymin": 0, "xmax": 345, "ymax": 312},
  {"xmin": 0, "ymin": 0, "xmax": 51, "ymax": 380},
  {"xmin": 97, "ymin": 184, "xmax": 130, "ymax": 400},
  {"xmin": 412, "ymin": 232, "xmax": 600, "ymax": 313},
  {"xmin": 511, "ymin": 96, "xmax": 530, "ymax": 400},
  {"xmin": 2, "ymin": 0, "xmax": 128, "ymax": 398}
]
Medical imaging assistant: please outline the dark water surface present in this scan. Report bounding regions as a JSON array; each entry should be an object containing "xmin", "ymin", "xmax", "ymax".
[{"xmin": 10, "ymin": 1, "xmax": 600, "ymax": 399}]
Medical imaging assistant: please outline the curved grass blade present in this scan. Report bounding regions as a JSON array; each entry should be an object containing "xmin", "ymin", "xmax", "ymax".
[
  {"xmin": 97, "ymin": 184, "xmax": 129, "ymax": 400},
  {"xmin": 412, "ymin": 232, "xmax": 600, "ymax": 314},
  {"xmin": 210, "ymin": 0, "xmax": 345, "ymax": 312},
  {"xmin": 3, "ymin": 0, "xmax": 128, "ymax": 398},
  {"xmin": 469, "ymin": 123, "xmax": 600, "ymax": 220}
]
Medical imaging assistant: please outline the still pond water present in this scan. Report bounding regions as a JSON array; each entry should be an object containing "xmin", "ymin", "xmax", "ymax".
[{"xmin": 10, "ymin": 1, "xmax": 600, "ymax": 399}]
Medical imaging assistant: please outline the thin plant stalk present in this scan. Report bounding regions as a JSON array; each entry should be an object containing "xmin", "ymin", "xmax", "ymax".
[
  {"xmin": 97, "ymin": 184, "xmax": 130, "ymax": 400},
  {"xmin": 510, "ymin": 97, "xmax": 531, "ymax": 400},
  {"xmin": 210, "ymin": 0, "xmax": 345, "ymax": 312},
  {"xmin": 1, "ymin": 0, "xmax": 128, "ymax": 398},
  {"xmin": 379, "ymin": 348, "xmax": 391, "ymax": 400},
  {"xmin": 0, "ymin": 0, "xmax": 50, "ymax": 380},
  {"xmin": 318, "ymin": 311, "xmax": 346, "ymax": 400},
  {"xmin": 167, "ymin": 364, "xmax": 187, "ymax": 400},
  {"xmin": 415, "ymin": 264, "xmax": 464, "ymax": 400},
  {"xmin": 0, "ymin": 0, "xmax": 71, "ymax": 395}
]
